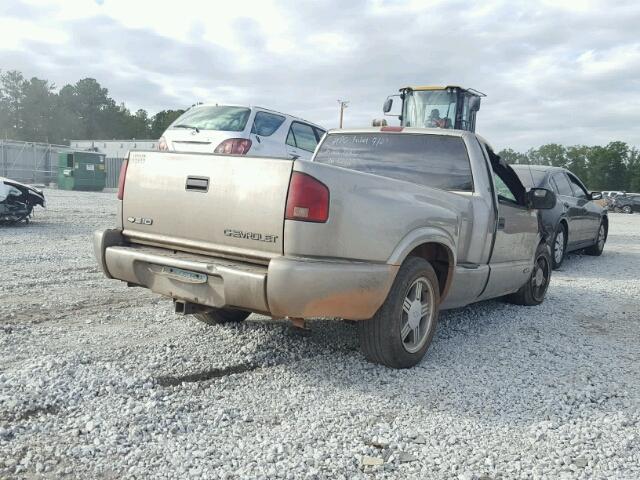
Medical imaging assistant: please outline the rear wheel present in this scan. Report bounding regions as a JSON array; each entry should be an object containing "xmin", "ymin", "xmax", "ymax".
[
  {"xmin": 359, "ymin": 257, "xmax": 440, "ymax": 369},
  {"xmin": 506, "ymin": 243, "xmax": 551, "ymax": 306},
  {"xmin": 550, "ymin": 223, "xmax": 567, "ymax": 269},
  {"xmin": 585, "ymin": 221, "xmax": 607, "ymax": 256},
  {"xmin": 622, "ymin": 205, "xmax": 632, "ymax": 214},
  {"xmin": 194, "ymin": 308, "xmax": 251, "ymax": 325}
]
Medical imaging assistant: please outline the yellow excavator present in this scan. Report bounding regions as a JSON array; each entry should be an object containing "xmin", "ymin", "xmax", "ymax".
[{"xmin": 380, "ymin": 85, "xmax": 485, "ymax": 132}]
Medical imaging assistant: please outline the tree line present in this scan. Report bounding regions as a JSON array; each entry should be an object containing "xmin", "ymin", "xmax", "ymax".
[
  {"xmin": 1, "ymin": 70, "xmax": 638, "ymax": 191},
  {"xmin": 498, "ymin": 143, "xmax": 640, "ymax": 192},
  {"xmin": 0, "ymin": 70, "xmax": 184, "ymax": 145}
]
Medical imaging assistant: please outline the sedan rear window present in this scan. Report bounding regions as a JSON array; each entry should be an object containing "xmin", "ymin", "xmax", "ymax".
[
  {"xmin": 170, "ymin": 106, "xmax": 251, "ymax": 132},
  {"xmin": 314, "ymin": 133, "xmax": 473, "ymax": 191},
  {"xmin": 513, "ymin": 167, "xmax": 547, "ymax": 189}
]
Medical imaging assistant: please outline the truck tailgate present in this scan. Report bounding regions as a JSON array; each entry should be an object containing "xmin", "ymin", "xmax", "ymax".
[{"xmin": 122, "ymin": 151, "xmax": 293, "ymax": 261}]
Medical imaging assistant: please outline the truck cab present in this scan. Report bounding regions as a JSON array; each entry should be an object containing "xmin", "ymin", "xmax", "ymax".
[{"xmin": 383, "ymin": 86, "xmax": 484, "ymax": 132}]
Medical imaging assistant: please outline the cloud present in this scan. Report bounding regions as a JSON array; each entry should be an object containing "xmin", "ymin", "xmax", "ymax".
[{"xmin": 0, "ymin": 0, "xmax": 639, "ymax": 150}]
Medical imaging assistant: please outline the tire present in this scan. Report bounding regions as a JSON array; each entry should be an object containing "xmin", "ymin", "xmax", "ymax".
[
  {"xmin": 585, "ymin": 221, "xmax": 607, "ymax": 256},
  {"xmin": 194, "ymin": 308, "xmax": 251, "ymax": 325},
  {"xmin": 506, "ymin": 243, "xmax": 552, "ymax": 306},
  {"xmin": 359, "ymin": 256, "xmax": 440, "ymax": 369},
  {"xmin": 550, "ymin": 223, "xmax": 567, "ymax": 269},
  {"xmin": 622, "ymin": 205, "xmax": 632, "ymax": 214}
]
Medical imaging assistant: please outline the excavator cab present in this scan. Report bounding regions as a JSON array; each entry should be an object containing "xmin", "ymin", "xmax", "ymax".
[{"xmin": 382, "ymin": 86, "xmax": 485, "ymax": 132}]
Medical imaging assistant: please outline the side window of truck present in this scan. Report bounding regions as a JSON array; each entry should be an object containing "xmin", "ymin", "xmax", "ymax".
[
  {"xmin": 482, "ymin": 142, "xmax": 525, "ymax": 205},
  {"xmin": 493, "ymin": 173, "xmax": 517, "ymax": 203}
]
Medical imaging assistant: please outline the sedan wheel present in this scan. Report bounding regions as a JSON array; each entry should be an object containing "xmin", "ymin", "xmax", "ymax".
[
  {"xmin": 623, "ymin": 205, "xmax": 632, "ymax": 214},
  {"xmin": 551, "ymin": 226, "xmax": 566, "ymax": 269},
  {"xmin": 597, "ymin": 225, "xmax": 606, "ymax": 250},
  {"xmin": 506, "ymin": 242, "xmax": 552, "ymax": 306},
  {"xmin": 585, "ymin": 221, "xmax": 607, "ymax": 256},
  {"xmin": 531, "ymin": 253, "xmax": 551, "ymax": 303}
]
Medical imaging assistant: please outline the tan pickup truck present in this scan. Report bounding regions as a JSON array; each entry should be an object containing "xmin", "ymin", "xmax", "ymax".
[{"xmin": 94, "ymin": 127, "xmax": 556, "ymax": 368}]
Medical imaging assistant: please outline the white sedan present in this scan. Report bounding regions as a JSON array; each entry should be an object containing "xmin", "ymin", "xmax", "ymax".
[{"xmin": 159, "ymin": 104, "xmax": 326, "ymax": 160}]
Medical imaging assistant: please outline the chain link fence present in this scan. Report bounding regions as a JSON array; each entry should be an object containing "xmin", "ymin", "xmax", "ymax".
[{"xmin": 0, "ymin": 140, "xmax": 126, "ymax": 188}]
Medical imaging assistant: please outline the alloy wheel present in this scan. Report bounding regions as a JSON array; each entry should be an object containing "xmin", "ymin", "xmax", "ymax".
[
  {"xmin": 531, "ymin": 253, "xmax": 550, "ymax": 303},
  {"xmin": 554, "ymin": 229, "xmax": 565, "ymax": 264},
  {"xmin": 400, "ymin": 277, "xmax": 435, "ymax": 354},
  {"xmin": 597, "ymin": 225, "xmax": 606, "ymax": 250}
]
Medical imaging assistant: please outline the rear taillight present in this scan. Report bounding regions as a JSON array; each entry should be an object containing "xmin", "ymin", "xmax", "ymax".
[
  {"xmin": 285, "ymin": 172, "xmax": 329, "ymax": 223},
  {"xmin": 158, "ymin": 136, "xmax": 169, "ymax": 151},
  {"xmin": 117, "ymin": 160, "xmax": 129, "ymax": 200},
  {"xmin": 214, "ymin": 138, "xmax": 252, "ymax": 155}
]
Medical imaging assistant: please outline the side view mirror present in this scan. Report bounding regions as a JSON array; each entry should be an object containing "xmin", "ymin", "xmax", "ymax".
[
  {"xmin": 589, "ymin": 191, "xmax": 602, "ymax": 200},
  {"xmin": 383, "ymin": 97, "xmax": 393, "ymax": 113},
  {"xmin": 526, "ymin": 188, "xmax": 556, "ymax": 210}
]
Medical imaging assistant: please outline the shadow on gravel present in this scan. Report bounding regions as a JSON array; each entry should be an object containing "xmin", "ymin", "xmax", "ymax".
[
  {"xmin": 156, "ymin": 363, "xmax": 263, "ymax": 386},
  {"xmin": 3, "ymin": 405, "xmax": 59, "ymax": 423}
]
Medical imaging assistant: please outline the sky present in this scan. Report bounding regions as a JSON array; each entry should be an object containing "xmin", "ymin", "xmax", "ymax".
[{"xmin": 0, "ymin": 0, "xmax": 638, "ymax": 150}]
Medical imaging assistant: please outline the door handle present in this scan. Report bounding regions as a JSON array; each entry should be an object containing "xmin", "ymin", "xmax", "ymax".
[
  {"xmin": 185, "ymin": 176, "xmax": 209, "ymax": 192},
  {"xmin": 497, "ymin": 217, "xmax": 506, "ymax": 230}
]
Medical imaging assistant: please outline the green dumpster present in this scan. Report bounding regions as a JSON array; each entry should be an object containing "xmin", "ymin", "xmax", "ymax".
[{"xmin": 57, "ymin": 151, "xmax": 107, "ymax": 191}]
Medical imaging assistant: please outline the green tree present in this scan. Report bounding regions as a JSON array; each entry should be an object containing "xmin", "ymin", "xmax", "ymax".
[
  {"xmin": 0, "ymin": 70, "xmax": 27, "ymax": 139},
  {"xmin": 625, "ymin": 147, "xmax": 640, "ymax": 192},
  {"xmin": 150, "ymin": 109, "xmax": 185, "ymax": 138},
  {"xmin": 565, "ymin": 145, "xmax": 591, "ymax": 186},
  {"xmin": 71, "ymin": 78, "xmax": 112, "ymax": 138},
  {"xmin": 21, "ymin": 77, "xmax": 56, "ymax": 142},
  {"xmin": 536, "ymin": 144, "xmax": 567, "ymax": 167},
  {"xmin": 498, "ymin": 147, "xmax": 528, "ymax": 164},
  {"xmin": 129, "ymin": 109, "xmax": 151, "ymax": 139},
  {"xmin": 586, "ymin": 142, "xmax": 628, "ymax": 191}
]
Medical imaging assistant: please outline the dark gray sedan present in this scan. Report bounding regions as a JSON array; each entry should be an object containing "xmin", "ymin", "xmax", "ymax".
[{"xmin": 513, "ymin": 165, "xmax": 608, "ymax": 268}]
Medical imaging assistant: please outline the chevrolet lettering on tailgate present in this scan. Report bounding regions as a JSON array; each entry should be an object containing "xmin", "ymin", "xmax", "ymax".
[{"xmin": 223, "ymin": 229, "xmax": 278, "ymax": 243}]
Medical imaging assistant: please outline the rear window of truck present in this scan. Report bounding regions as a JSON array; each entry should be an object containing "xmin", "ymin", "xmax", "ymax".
[{"xmin": 314, "ymin": 133, "xmax": 473, "ymax": 191}]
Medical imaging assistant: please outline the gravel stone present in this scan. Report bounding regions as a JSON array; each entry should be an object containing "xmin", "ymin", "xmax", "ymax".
[{"xmin": 1, "ymin": 189, "xmax": 639, "ymax": 479}]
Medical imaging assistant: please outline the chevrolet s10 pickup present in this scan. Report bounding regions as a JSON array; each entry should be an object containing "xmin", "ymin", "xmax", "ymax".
[{"xmin": 94, "ymin": 127, "xmax": 556, "ymax": 368}]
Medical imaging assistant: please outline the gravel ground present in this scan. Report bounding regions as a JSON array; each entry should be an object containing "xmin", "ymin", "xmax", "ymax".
[{"xmin": 1, "ymin": 189, "xmax": 639, "ymax": 479}]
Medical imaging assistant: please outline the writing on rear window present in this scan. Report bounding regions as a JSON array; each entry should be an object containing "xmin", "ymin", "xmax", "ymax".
[{"xmin": 315, "ymin": 133, "xmax": 473, "ymax": 192}]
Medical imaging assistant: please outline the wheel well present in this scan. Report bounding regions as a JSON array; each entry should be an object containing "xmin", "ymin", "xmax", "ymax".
[
  {"xmin": 559, "ymin": 218, "xmax": 568, "ymax": 231},
  {"xmin": 407, "ymin": 243, "xmax": 453, "ymax": 299}
]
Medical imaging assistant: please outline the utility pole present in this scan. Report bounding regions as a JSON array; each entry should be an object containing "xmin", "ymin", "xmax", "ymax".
[{"xmin": 337, "ymin": 100, "xmax": 349, "ymax": 128}]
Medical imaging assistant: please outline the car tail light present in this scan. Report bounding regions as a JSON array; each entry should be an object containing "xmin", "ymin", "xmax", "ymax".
[
  {"xmin": 158, "ymin": 136, "xmax": 168, "ymax": 151},
  {"xmin": 117, "ymin": 159, "xmax": 129, "ymax": 200},
  {"xmin": 380, "ymin": 126, "xmax": 403, "ymax": 132},
  {"xmin": 214, "ymin": 138, "xmax": 252, "ymax": 155},
  {"xmin": 285, "ymin": 172, "xmax": 329, "ymax": 223}
]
